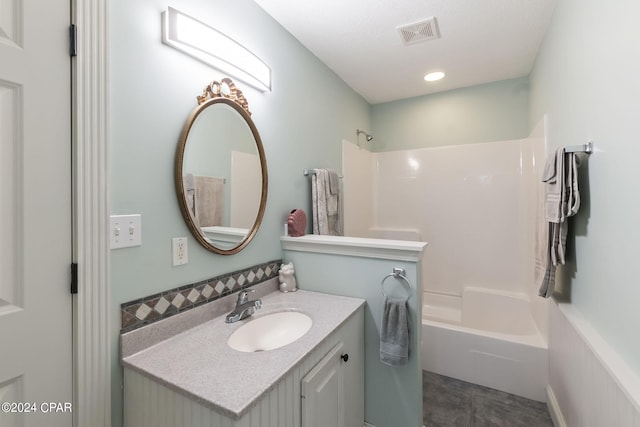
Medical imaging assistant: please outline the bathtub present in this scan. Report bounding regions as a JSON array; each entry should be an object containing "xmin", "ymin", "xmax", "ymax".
[{"xmin": 421, "ymin": 287, "xmax": 548, "ymax": 402}]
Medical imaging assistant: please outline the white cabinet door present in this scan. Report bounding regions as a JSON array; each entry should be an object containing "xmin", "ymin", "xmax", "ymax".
[
  {"xmin": 342, "ymin": 311, "xmax": 364, "ymax": 427},
  {"xmin": 301, "ymin": 341, "xmax": 345, "ymax": 427}
]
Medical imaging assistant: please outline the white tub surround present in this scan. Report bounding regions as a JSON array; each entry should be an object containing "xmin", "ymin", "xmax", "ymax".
[
  {"xmin": 422, "ymin": 287, "xmax": 548, "ymax": 402},
  {"xmin": 346, "ymin": 139, "xmax": 540, "ymax": 296},
  {"xmin": 342, "ymin": 123, "xmax": 550, "ymax": 341},
  {"xmin": 424, "ymin": 287, "xmax": 545, "ymax": 341},
  {"xmin": 121, "ymin": 289, "xmax": 365, "ymax": 420},
  {"xmin": 367, "ymin": 227, "xmax": 421, "ymax": 241}
]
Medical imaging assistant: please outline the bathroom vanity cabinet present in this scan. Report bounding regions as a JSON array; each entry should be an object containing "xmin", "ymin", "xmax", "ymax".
[
  {"xmin": 122, "ymin": 291, "xmax": 364, "ymax": 427},
  {"xmin": 302, "ymin": 341, "xmax": 351, "ymax": 427}
]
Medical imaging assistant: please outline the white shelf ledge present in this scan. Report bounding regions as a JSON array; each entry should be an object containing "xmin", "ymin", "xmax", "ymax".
[{"xmin": 281, "ymin": 235, "xmax": 427, "ymax": 262}]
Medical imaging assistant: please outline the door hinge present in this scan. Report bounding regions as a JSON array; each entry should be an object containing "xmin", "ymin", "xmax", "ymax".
[
  {"xmin": 69, "ymin": 24, "xmax": 77, "ymax": 57},
  {"xmin": 71, "ymin": 263, "xmax": 78, "ymax": 294}
]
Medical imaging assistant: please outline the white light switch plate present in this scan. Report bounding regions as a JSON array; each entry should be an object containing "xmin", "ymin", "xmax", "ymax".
[{"xmin": 110, "ymin": 214, "xmax": 142, "ymax": 249}]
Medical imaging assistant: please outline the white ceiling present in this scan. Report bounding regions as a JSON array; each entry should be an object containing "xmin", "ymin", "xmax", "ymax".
[{"xmin": 253, "ymin": 0, "xmax": 558, "ymax": 104}]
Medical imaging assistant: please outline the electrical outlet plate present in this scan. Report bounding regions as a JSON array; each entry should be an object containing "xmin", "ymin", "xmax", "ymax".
[
  {"xmin": 110, "ymin": 214, "xmax": 142, "ymax": 249},
  {"xmin": 172, "ymin": 237, "xmax": 188, "ymax": 266}
]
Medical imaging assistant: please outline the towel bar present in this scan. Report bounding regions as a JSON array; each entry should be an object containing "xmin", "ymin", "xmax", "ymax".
[
  {"xmin": 381, "ymin": 267, "xmax": 412, "ymax": 301},
  {"xmin": 303, "ymin": 168, "xmax": 343, "ymax": 178},
  {"xmin": 565, "ymin": 141, "xmax": 593, "ymax": 154}
]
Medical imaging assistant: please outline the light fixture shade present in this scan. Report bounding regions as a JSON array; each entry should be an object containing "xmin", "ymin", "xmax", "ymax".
[{"xmin": 162, "ymin": 7, "xmax": 271, "ymax": 92}]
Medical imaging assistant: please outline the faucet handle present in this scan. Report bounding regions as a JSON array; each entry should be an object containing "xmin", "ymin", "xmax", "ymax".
[{"xmin": 237, "ymin": 289, "xmax": 255, "ymax": 304}]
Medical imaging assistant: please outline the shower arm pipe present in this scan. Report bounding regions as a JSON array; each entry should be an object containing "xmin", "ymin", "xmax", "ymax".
[
  {"xmin": 565, "ymin": 141, "xmax": 594, "ymax": 154},
  {"xmin": 356, "ymin": 129, "xmax": 373, "ymax": 142}
]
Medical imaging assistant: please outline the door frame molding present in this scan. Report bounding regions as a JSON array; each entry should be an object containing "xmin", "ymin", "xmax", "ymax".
[{"xmin": 72, "ymin": 0, "xmax": 111, "ymax": 425}]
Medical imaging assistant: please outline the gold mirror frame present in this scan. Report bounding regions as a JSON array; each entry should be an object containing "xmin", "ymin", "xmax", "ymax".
[{"xmin": 175, "ymin": 78, "xmax": 268, "ymax": 255}]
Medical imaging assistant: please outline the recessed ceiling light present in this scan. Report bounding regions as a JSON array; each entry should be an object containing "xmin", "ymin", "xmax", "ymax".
[{"xmin": 424, "ymin": 71, "xmax": 445, "ymax": 82}]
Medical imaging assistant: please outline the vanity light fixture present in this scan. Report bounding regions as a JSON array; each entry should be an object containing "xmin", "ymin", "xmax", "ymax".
[
  {"xmin": 424, "ymin": 71, "xmax": 445, "ymax": 82},
  {"xmin": 162, "ymin": 7, "xmax": 271, "ymax": 92}
]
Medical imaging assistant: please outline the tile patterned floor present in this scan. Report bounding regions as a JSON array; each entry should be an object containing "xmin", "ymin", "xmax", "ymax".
[{"xmin": 423, "ymin": 371, "xmax": 554, "ymax": 427}]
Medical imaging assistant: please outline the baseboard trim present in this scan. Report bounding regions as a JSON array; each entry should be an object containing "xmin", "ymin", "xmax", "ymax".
[{"xmin": 546, "ymin": 385, "xmax": 567, "ymax": 427}]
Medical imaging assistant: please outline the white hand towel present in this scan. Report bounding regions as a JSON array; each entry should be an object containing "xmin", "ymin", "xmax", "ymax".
[
  {"xmin": 327, "ymin": 169, "xmax": 340, "ymax": 196},
  {"xmin": 311, "ymin": 169, "xmax": 329, "ymax": 235},
  {"xmin": 194, "ymin": 175, "xmax": 225, "ymax": 227},
  {"xmin": 183, "ymin": 174, "xmax": 196, "ymax": 220},
  {"xmin": 311, "ymin": 169, "xmax": 343, "ymax": 236}
]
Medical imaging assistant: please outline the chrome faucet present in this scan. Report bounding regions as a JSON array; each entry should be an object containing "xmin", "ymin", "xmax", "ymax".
[{"xmin": 225, "ymin": 289, "xmax": 262, "ymax": 323}]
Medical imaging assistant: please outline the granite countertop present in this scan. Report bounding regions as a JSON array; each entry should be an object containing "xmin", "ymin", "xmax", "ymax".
[{"xmin": 121, "ymin": 289, "xmax": 365, "ymax": 419}]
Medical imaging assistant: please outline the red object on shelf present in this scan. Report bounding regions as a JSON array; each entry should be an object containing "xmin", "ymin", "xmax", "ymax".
[{"xmin": 287, "ymin": 209, "xmax": 307, "ymax": 237}]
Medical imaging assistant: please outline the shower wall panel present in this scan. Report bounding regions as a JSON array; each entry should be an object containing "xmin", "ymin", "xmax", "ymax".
[
  {"xmin": 373, "ymin": 139, "xmax": 536, "ymax": 298},
  {"xmin": 342, "ymin": 140, "xmax": 374, "ymax": 238}
]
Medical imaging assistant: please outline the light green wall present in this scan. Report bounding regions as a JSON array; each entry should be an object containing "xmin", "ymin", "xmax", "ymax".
[
  {"xmin": 530, "ymin": 0, "xmax": 640, "ymax": 374},
  {"xmin": 282, "ymin": 250, "xmax": 423, "ymax": 427},
  {"xmin": 110, "ymin": 0, "xmax": 640, "ymax": 424},
  {"xmin": 109, "ymin": 0, "xmax": 370, "ymax": 425},
  {"xmin": 371, "ymin": 77, "xmax": 530, "ymax": 151}
]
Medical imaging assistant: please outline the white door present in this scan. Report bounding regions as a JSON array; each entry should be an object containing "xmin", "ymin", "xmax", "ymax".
[
  {"xmin": 0, "ymin": 0, "xmax": 73, "ymax": 426},
  {"xmin": 301, "ymin": 342, "xmax": 345, "ymax": 427}
]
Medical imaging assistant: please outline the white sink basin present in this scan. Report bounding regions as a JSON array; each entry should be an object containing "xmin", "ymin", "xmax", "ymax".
[{"xmin": 227, "ymin": 311, "xmax": 313, "ymax": 353}]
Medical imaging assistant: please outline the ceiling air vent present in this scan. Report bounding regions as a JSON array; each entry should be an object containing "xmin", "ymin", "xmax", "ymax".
[{"xmin": 397, "ymin": 17, "xmax": 440, "ymax": 46}]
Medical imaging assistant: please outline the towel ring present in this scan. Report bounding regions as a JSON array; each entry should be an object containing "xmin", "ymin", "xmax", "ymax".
[{"xmin": 381, "ymin": 267, "xmax": 412, "ymax": 301}]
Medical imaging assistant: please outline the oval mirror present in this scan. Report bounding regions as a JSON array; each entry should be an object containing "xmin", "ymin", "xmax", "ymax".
[{"xmin": 175, "ymin": 79, "xmax": 267, "ymax": 255}]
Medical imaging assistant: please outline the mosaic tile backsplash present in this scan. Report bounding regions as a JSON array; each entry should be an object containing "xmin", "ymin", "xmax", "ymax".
[{"xmin": 121, "ymin": 259, "xmax": 282, "ymax": 333}]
